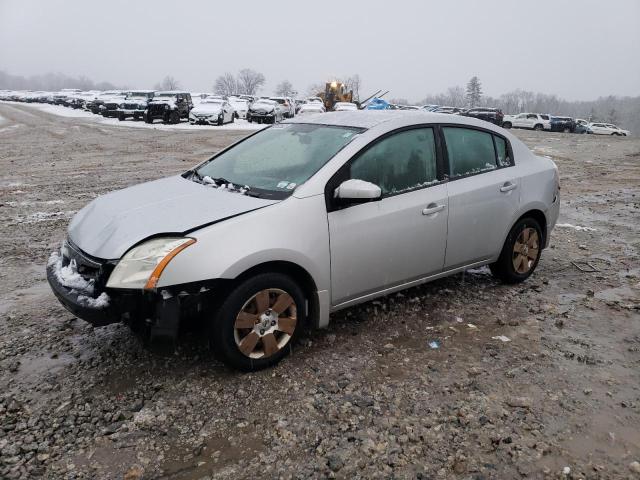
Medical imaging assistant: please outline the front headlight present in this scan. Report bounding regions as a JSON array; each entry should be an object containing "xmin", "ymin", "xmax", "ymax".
[{"xmin": 106, "ymin": 237, "xmax": 196, "ymax": 290}]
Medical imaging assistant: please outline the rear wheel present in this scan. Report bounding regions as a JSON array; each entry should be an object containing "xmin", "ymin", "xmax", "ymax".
[
  {"xmin": 210, "ymin": 273, "xmax": 305, "ymax": 371},
  {"xmin": 490, "ymin": 217, "xmax": 543, "ymax": 284},
  {"xmin": 502, "ymin": 122, "xmax": 512, "ymax": 129},
  {"xmin": 534, "ymin": 124, "xmax": 544, "ymax": 131},
  {"xmin": 144, "ymin": 113, "xmax": 153, "ymax": 124},
  {"xmin": 563, "ymin": 127, "xmax": 571, "ymax": 133},
  {"xmin": 118, "ymin": 113, "xmax": 125, "ymax": 121}
]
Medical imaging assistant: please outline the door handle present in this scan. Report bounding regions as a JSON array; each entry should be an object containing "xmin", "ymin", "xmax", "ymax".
[
  {"xmin": 500, "ymin": 182, "xmax": 517, "ymax": 193},
  {"xmin": 422, "ymin": 204, "xmax": 446, "ymax": 215}
]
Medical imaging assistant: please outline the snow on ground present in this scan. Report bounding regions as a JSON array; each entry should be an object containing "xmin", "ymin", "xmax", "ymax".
[{"xmin": 0, "ymin": 101, "xmax": 265, "ymax": 131}]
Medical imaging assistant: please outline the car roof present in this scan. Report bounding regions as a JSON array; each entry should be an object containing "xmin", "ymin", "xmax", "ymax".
[
  {"xmin": 156, "ymin": 91, "xmax": 190, "ymax": 95},
  {"xmin": 284, "ymin": 110, "xmax": 501, "ymax": 130}
]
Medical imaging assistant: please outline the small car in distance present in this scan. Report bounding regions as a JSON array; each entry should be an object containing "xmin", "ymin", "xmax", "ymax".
[
  {"xmin": 228, "ymin": 97, "xmax": 250, "ymax": 119},
  {"xmin": 464, "ymin": 107, "xmax": 504, "ymax": 126},
  {"xmin": 298, "ymin": 102, "xmax": 326, "ymax": 114},
  {"xmin": 549, "ymin": 116, "xmax": 576, "ymax": 133},
  {"xmin": 117, "ymin": 90, "xmax": 155, "ymax": 121},
  {"xmin": 333, "ymin": 102, "xmax": 358, "ymax": 112},
  {"xmin": 189, "ymin": 98, "xmax": 235, "ymax": 125},
  {"xmin": 46, "ymin": 111, "xmax": 560, "ymax": 371},
  {"xmin": 144, "ymin": 91, "xmax": 193, "ymax": 124},
  {"xmin": 574, "ymin": 119, "xmax": 589, "ymax": 134},
  {"xmin": 247, "ymin": 99, "xmax": 284, "ymax": 124},
  {"xmin": 587, "ymin": 123, "xmax": 630, "ymax": 136},
  {"xmin": 502, "ymin": 113, "xmax": 551, "ymax": 131}
]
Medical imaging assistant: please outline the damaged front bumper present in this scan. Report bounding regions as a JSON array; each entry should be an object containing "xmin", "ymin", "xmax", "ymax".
[{"xmin": 46, "ymin": 241, "xmax": 226, "ymax": 338}]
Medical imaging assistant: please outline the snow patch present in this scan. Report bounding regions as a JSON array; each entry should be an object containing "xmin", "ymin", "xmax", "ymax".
[
  {"xmin": 77, "ymin": 292, "xmax": 110, "ymax": 308},
  {"xmin": 48, "ymin": 252, "xmax": 95, "ymax": 295},
  {"xmin": 556, "ymin": 223, "xmax": 597, "ymax": 232}
]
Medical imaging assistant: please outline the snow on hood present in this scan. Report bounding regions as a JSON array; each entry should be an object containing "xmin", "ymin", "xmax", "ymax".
[
  {"xmin": 192, "ymin": 103, "xmax": 223, "ymax": 115},
  {"xmin": 68, "ymin": 175, "xmax": 278, "ymax": 259}
]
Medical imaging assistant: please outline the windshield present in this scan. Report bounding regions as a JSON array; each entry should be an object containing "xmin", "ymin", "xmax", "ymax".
[
  {"xmin": 202, "ymin": 99, "xmax": 223, "ymax": 105},
  {"xmin": 195, "ymin": 123, "xmax": 363, "ymax": 198}
]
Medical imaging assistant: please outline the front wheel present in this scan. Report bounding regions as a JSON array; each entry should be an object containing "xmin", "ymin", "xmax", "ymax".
[
  {"xmin": 502, "ymin": 122, "xmax": 512, "ymax": 129},
  {"xmin": 534, "ymin": 124, "xmax": 544, "ymax": 131},
  {"xmin": 210, "ymin": 273, "xmax": 305, "ymax": 371},
  {"xmin": 490, "ymin": 217, "xmax": 543, "ymax": 284}
]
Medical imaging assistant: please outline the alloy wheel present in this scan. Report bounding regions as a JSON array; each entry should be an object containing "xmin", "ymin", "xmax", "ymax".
[
  {"xmin": 512, "ymin": 227, "xmax": 539, "ymax": 274},
  {"xmin": 233, "ymin": 288, "xmax": 297, "ymax": 359}
]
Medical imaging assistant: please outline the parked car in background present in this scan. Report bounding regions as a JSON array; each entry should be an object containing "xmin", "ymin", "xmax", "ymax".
[
  {"xmin": 399, "ymin": 105, "xmax": 421, "ymax": 111},
  {"xmin": 421, "ymin": 105, "xmax": 440, "ymax": 111},
  {"xmin": 228, "ymin": 97, "xmax": 250, "ymax": 119},
  {"xmin": 574, "ymin": 119, "xmax": 589, "ymax": 134},
  {"xmin": 365, "ymin": 98, "xmax": 390, "ymax": 110},
  {"xmin": 99, "ymin": 92, "xmax": 128, "ymax": 118},
  {"xmin": 189, "ymin": 98, "xmax": 235, "ymax": 125},
  {"xmin": 502, "ymin": 113, "xmax": 551, "ymax": 131},
  {"xmin": 117, "ymin": 90, "xmax": 155, "ymax": 121},
  {"xmin": 464, "ymin": 107, "xmax": 504, "ymax": 126},
  {"xmin": 334, "ymin": 102, "xmax": 358, "ymax": 111},
  {"xmin": 269, "ymin": 97, "xmax": 296, "ymax": 118},
  {"xmin": 46, "ymin": 111, "xmax": 560, "ymax": 371},
  {"xmin": 587, "ymin": 123, "xmax": 630, "ymax": 136},
  {"xmin": 298, "ymin": 102, "xmax": 326, "ymax": 114},
  {"xmin": 247, "ymin": 99, "xmax": 284, "ymax": 124},
  {"xmin": 433, "ymin": 106, "xmax": 465, "ymax": 115},
  {"xmin": 549, "ymin": 116, "xmax": 576, "ymax": 133},
  {"xmin": 144, "ymin": 91, "xmax": 193, "ymax": 124},
  {"xmin": 86, "ymin": 91, "xmax": 125, "ymax": 114}
]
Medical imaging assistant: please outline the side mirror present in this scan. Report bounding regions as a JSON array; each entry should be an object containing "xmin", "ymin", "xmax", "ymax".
[{"xmin": 334, "ymin": 179, "xmax": 381, "ymax": 202}]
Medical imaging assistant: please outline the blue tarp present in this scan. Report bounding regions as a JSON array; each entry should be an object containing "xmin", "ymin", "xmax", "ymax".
[{"xmin": 365, "ymin": 98, "xmax": 390, "ymax": 110}]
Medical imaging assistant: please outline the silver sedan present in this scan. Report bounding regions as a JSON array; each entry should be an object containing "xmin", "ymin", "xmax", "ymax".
[{"xmin": 47, "ymin": 111, "xmax": 560, "ymax": 371}]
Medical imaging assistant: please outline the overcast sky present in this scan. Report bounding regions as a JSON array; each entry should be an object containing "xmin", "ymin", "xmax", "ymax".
[{"xmin": 1, "ymin": 0, "xmax": 639, "ymax": 101}]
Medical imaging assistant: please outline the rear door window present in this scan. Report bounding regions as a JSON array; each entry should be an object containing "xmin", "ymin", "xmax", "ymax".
[{"xmin": 442, "ymin": 127, "xmax": 498, "ymax": 177}]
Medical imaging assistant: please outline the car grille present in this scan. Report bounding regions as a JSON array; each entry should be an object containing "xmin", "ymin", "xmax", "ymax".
[
  {"xmin": 104, "ymin": 103, "xmax": 119, "ymax": 110},
  {"xmin": 122, "ymin": 103, "xmax": 142, "ymax": 110}
]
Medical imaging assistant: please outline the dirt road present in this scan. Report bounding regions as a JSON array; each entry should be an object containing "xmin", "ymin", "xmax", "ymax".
[{"xmin": 1, "ymin": 102, "xmax": 639, "ymax": 479}]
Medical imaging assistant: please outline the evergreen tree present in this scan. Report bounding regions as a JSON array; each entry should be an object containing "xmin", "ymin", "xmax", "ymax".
[{"xmin": 465, "ymin": 76, "xmax": 482, "ymax": 108}]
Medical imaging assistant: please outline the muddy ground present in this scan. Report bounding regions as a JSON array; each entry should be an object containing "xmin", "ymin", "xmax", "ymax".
[{"xmin": 0, "ymin": 103, "xmax": 639, "ymax": 480}]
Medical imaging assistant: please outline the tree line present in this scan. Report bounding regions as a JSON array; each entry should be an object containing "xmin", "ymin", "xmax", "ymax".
[{"xmin": 420, "ymin": 76, "xmax": 639, "ymax": 132}]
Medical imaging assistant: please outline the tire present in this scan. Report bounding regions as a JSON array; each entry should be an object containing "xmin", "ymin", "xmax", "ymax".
[
  {"xmin": 170, "ymin": 111, "xmax": 180, "ymax": 124},
  {"xmin": 490, "ymin": 217, "xmax": 543, "ymax": 284},
  {"xmin": 118, "ymin": 113, "xmax": 125, "ymax": 121},
  {"xmin": 218, "ymin": 115, "xmax": 223, "ymax": 126},
  {"xmin": 231, "ymin": 114, "xmax": 235, "ymax": 124},
  {"xmin": 248, "ymin": 117, "xmax": 252, "ymax": 123},
  {"xmin": 234, "ymin": 112, "xmax": 239, "ymax": 119},
  {"xmin": 502, "ymin": 122, "xmax": 512, "ymax": 129},
  {"xmin": 210, "ymin": 273, "xmax": 305, "ymax": 371},
  {"xmin": 563, "ymin": 127, "xmax": 570, "ymax": 133},
  {"xmin": 534, "ymin": 124, "xmax": 544, "ymax": 131},
  {"xmin": 144, "ymin": 113, "xmax": 152, "ymax": 124},
  {"xmin": 611, "ymin": 132, "xmax": 619, "ymax": 136}
]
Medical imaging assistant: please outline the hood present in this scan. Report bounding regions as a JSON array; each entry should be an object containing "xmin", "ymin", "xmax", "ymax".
[
  {"xmin": 192, "ymin": 104, "xmax": 223, "ymax": 115},
  {"xmin": 68, "ymin": 175, "xmax": 278, "ymax": 260}
]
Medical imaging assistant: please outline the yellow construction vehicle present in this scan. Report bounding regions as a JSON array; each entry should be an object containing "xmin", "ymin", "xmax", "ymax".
[{"xmin": 317, "ymin": 81, "xmax": 353, "ymax": 111}]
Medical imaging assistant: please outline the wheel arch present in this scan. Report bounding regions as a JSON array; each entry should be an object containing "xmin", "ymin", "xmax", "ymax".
[
  {"xmin": 514, "ymin": 209, "xmax": 548, "ymax": 248},
  {"xmin": 233, "ymin": 260, "xmax": 320, "ymax": 329}
]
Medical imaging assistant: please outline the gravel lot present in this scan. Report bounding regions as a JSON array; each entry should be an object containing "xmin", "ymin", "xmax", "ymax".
[{"xmin": 1, "ymin": 102, "xmax": 639, "ymax": 480}]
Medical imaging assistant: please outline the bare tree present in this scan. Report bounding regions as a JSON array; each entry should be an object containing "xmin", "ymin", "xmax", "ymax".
[
  {"xmin": 306, "ymin": 82, "xmax": 325, "ymax": 98},
  {"xmin": 274, "ymin": 80, "xmax": 295, "ymax": 97},
  {"xmin": 237, "ymin": 69, "xmax": 265, "ymax": 95},
  {"xmin": 341, "ymin": 74, "xmax": 362, "ymax": 101},
  {"xmin": 213, "ymin": 73, "xmax": 238, "ymax": 96},
  {"xmin": 447, "ymin": 86, "xmax": 466, "ymax": 107},
  {"xmin": 155, "ymin": 75, "xmax": 181, "ymax": 91}
]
